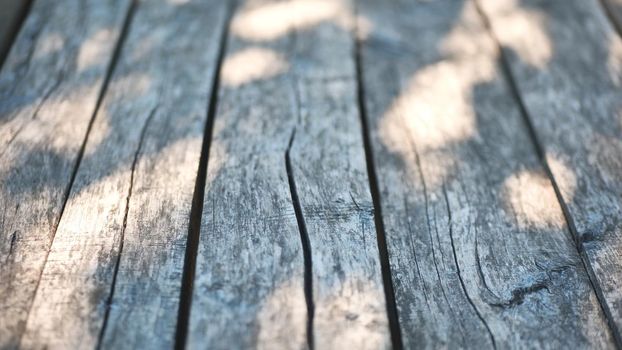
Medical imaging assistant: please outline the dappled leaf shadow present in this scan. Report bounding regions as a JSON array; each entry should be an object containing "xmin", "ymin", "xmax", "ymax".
[
  {"xmin": 359, "ymin": 0, "xmax": 619, "ymax": 347},
  {"xmin": 1, "ymin": 0, "xmax": 621, "ymax": 348}
]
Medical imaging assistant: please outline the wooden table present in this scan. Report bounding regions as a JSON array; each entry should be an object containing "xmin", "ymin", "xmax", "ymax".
[{"xmin": 2, "ymin": 0, "xmax": 622, "ymax": 348}]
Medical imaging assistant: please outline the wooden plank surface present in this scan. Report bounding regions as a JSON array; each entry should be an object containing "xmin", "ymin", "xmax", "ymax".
[
  {"xmin": 477, "ymin": 0, "xmax": 622, "ymax": 341},
  {"xmin": 0, "ymin": 1, "xmax": 132, "ymax": 348},
  {"xmin": 188, "ymin": 0, "xmax": 390, "ymax": 348},
  {"xmin": 357, "ymin": 0, "xmax": 614, "ymax": 348},
  {"xmin": 19, "ymin": 0, "xmax": 229, "ymax": 348},
  {"xmin": 286, "ymin": 1, "xmax": 390, "ymax": 347},
  {"xmin": 187, "ymin": 9, "xmax": 308, "ymax": 347}
]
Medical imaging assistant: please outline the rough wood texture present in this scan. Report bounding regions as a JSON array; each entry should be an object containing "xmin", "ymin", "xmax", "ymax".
[
  {"xmin": 0, "ymin": 0, "xmax": 29, "ymax": 67},
  {"xmin": 477, "ymin": 0, "xmax": 622, "ymax": 340},
  {"xmin": 17, "ymin": 0, "xmax": 229, "ymax": 348},
  {"xmin": 187, "ymin": 13, "xmax": 308, "ymax": 348},
  {"xmin": 288, "ymin": 1, "xmax": 390, "ymax": 347},
  {"xmin": 358, "ymin": 0, "xmax": 614, "ymax": 348},
  {"xmin": 0, "ymin": 1, "xmax": 131, "ymax": 348},
  {"xmin": 188, "ymin": 0, "xmax": 390, "ymax": 348}
]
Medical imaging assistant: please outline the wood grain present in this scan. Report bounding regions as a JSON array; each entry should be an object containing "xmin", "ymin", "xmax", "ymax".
[
  {"xmin": 288, "ymin": 1, "xmax": 390, "ymax": 347},
  {"xmin": 19, "ymin": 0, "xmax": 228, "ymax": 348},
  {"xmin": 0, "ymin": 1, "xmax": 131, "ymax": 348},
  {"xmin": 358, "ymin": 0, "xmax": 614, "ymax": 348},
  {"xmin": 477, "ymin": 0, "xmax": 622, "ymax": 341},
  {"xmin": 188, "ymin": 0, "xmax": 390, "ymax": 348}
]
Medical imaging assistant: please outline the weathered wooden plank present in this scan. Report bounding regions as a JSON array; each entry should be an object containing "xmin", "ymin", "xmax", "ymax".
[
  {"xmin": 287, "ymin": 2, "xmax": 390, "ymax": 348},
  {"xmin": 0, "ymin": 1, "xmax": 131, "ymax": 348},
  {"xmin": 358, "ymin": 0, "xmax": 614, "ymax": 348},
  {"xmin": 98, "ymin": 1, "xmax": 229, "ymax": 347},
  {"xmin": 17, "ymin": 0, "xmax": 229, "ymax": 348},
  {"xmin": 0, "ymin": 0, "xmax": 30, "ymax": 67},
  {"xmin": 22, "ymin": 0, "xmax": 227, "ymax": 349},
  {"xmin": 477, "ymin": 0, "xmax": 622, "ymax": 341},
  {"xmin": 187, "ymin": 30, "xmax": 308, "ymax": 350},
  {"xmin": 188, "ymin": 0, "xmax": 390, "ymax": 348}
]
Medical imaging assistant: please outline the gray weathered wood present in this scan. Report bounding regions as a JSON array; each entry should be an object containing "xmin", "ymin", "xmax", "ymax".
[
  {"xmin": 358, "ymin": 0, "xmax": 614, "ymax": 348},
  {"xmin": 477, "ymin": 0, "xmax": 622, "ymax": 340},
  {"xmin": 188, "ymin": 0, "xmax": 390, "ymax": 348},
  {"xmin": 0, "ymin": 1, "xmax": 131, "ymax": 348},
  {"xmin": 288, "ymin": 1, "xmax": 390, "ymax": 347},
  {"xmin": 0, "ymin": 0, "xmax": 29, "ymax": 67},
  {"xmin": 18, "ymin": 0, "xmax": 229, "ymax": 348},
  {"xmin": 188, "ymin": 25, "xmax": 308, "ymax": 349}
]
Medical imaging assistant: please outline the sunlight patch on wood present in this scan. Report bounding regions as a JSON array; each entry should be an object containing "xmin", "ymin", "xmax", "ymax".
[
  {"xmin": 546, "ymin": 154, "xmax": 577, "ymax": 204},
  {"xmin": 203, "ymin": 139, "xmax": 228, "ymax": 192},
  {"xmin": 482, "ymin": 0, "xmax": 552, "ymax": 68},
  {"xmin": 33, "ymin": 32, "xmax": 64, "ymax": 59},
  {"xmin": 377, "ymin": 5, "xmax": 497, "ymax": 191},
  {"xmin": 502, "ymin": 169, "xmax": 566, "ymax": 229},
  {"xmin": 231, "ymin": 0, "xmax": 347, "ymax": 41},
  {"xmin": 22, "ymin": 167, "xmax": 132, "ymax": 349},
  {"xmin": 314, "ymin": 275, "xmax": 390, "ymax": 349},
  {"xmin": 440, "ymin": 1, "xmax": 496, "ymax": 57},
  {"xmin": 607, "ymin": 35, "xmax": 622, "ymax": 85},
  {"xmin": 107, "ymin": 72, "xmax": 153, "ymax": 99},
  {"xmin": 355, "ymin": 14, "xmax": 373, "ymax": 41},
  {"xmin": 221, "ymin": 47, "xmax": 289, "ymax": 87},
  {"xmin": 17, "ymin": 85, "xmax": 102, "ymax": 154},
  {"xmin": 78, "ymin": 28, "xmax": 117, "ymax": 72},
  {"xmin": 136, "ymin": 136, "xmax": 204, "ymax": 189},
  {"xmin": 381, "ymin": 58, "xmax": 494, "ymax": 153},
  {"xmin": 256, "ymin": 280, "xmax": 307, "ymax": 349}
]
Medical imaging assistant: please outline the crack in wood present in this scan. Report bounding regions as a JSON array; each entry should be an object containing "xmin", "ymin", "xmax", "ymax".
[
  {"xmin": 6, "ymin": 230, "xmax": 17, "ymax": 263},
  {"xmin": 442, "ymin": 184, "xmax": 497, "ymax": 350},
  {"xmin": 490, "ymin": 282, "xmax": 549, "ymax": 309},
  {"xmin": 97, "ymin": 102, "xmax": 158, "ymax": 349},
  {"xmin": 285, "ymin": 128, "xmax": 315, "ymax": 350},
  {"xmin": 471, "ymin": 0, "xmax": 622, "ymax": 346},
  {"xmin": 16, "ymin": 2, "xmax": 138, "ymax": 347}
]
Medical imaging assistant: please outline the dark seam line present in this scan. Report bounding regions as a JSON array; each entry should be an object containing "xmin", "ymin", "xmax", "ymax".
[
  {"xmin": 0, "ymin": 0, "xmax": 34, "ymax": 70},
  {"xmin": 285, "ymin": 129, "xmax": 315, "ymax": 350},
  {"xmin": 472, "ymin": 0, "xmax": 622, "ymax": 347},
  {"xmin": 173, "ymin": 1, "xmax": 235, "ymax": 349},
  {"xmin": 18, "ymin": 1, "xmax": 137, "ymax": 346},
  {"xmin": 353, "ymin": 10, "xmax": 403, "ymax": 350},
  {"xmin": 287, "ymin": 42, "xmax": 315, "ymax": 349},
  {"xmin": 97, "ymin": 103, "xmax": 158, "ymax": 349}
]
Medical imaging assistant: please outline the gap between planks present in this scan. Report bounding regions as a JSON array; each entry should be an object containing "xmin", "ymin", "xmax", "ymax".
[
  {"xmin": 174, "ymin": 1, "xmax": 236, "ymax": 348},
  {"xmin": 353, "ymin": 3, "xmax": 403, "ymax": 347},
  {"xmin": 186, "ymin": 0, "xmax": 392, "ymax": 348},
  {"xmin": 472, "ymin": 0, "xmax": 622, "ymax": 346},
  {"xmin": 19, "ymin": 1, "xmax": 138, "ymax": 347}
]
